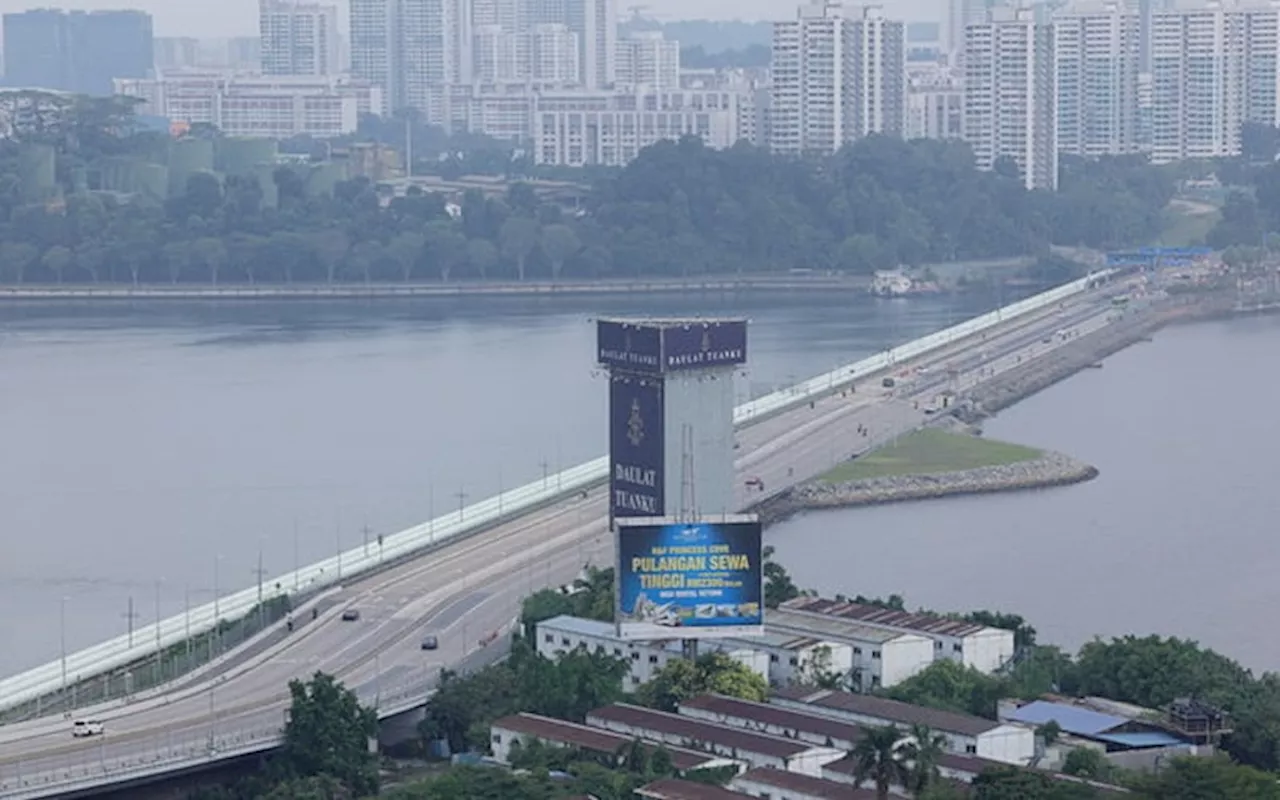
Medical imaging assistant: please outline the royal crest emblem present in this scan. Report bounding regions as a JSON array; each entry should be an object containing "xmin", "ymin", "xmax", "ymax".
[{"xmin": 627, "ymin": 398, "xmax": 645, "ymax": 447}]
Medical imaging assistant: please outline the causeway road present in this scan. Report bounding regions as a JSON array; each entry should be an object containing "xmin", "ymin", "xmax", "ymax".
[{"xmin": 0, "ymin": 285, "xmax": 1127, "ymax": 797}]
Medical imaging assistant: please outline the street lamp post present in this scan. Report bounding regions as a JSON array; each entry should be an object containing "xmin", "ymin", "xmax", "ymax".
[
  {"xmin": 59, "ymin": 596, "xmax": 68, "ymax": 711},
  {"xmin": 154, "ymin": 580, "xmax": 163, "ymax": 682}
]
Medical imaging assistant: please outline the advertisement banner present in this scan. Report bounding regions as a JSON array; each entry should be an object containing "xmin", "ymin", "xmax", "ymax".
[
  {"xmin": 615, "ymin": 516, "xmax": 764, "ymax": 640},
  {"xmin": 609, "ymin": 374, "xmax": 665, "ymax": 520},
  {"xmin": 597, "ymin": 320, "xmax": 663, "ymax": 374},
  {"xmin": 660, "ymin": 320, "xmax": 748, "ymax": 373}
]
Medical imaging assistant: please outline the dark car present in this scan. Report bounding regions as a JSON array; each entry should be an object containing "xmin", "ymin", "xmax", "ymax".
[
  {"xmin": 341, "ymin": 609, "xmax": 360, "ymax": 622},
  {"xmin": 420, "ymin": 635, "xmax": 439, "ymax": 650}
]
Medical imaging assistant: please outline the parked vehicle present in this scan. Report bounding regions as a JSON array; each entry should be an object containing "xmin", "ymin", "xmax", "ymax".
[{"xmin": 72, "ymin": 720, "xmax": 104, "ymax": 738}]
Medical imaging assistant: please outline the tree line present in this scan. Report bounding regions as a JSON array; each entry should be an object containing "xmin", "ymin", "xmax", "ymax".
[
  {"xmin": 0, "ymin": 96, "xmax": 1179, "ymax": 287},
  {"xmin": 192, "ymin": 551, "xmax": 1280, "ymax": 799}
]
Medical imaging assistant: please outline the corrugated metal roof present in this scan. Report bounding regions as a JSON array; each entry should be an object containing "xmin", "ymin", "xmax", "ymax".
[
  {"xmin": 492, "ymin": 713, "xmax": 725, "ymax": 771},
  {"xmin": 636, "ymin": 778, "xmax": 751, "ymax": 800},
  {"xmin": 1093, "ymin": 731, "xmax": 1185, "ymax": 749},
  {"xmin": 734, "ymin": 767, "xmax": 881, "ymax": 799},
  {"xmin": 773, "ymin": 687, "xmax": 1001, "ymax": 737},
  {"xmin": 1006, "ymin": 701, "xmax": 1124, "ymax": 736},
  {"xmin": 588, "ymin": 703, "xmax": 819, "ymax": 759},
  {"xmin": 767, "ymin": 609, "xmax": 907, "ymax": 644},
  {"xmin": 782, "ymin": 597, "xmax": 992, "ymax": 638}
]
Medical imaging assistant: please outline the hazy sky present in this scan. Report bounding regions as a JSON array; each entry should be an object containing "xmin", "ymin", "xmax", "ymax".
[{"xmin": 0, "ymin": 0, "xmax": 796, "ymax": 37}]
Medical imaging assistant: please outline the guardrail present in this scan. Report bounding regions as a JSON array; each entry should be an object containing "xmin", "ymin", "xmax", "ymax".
[
  {"xmin": 0, "ymin": 629, "xmax": 517, "ymax": 799},
  {"xmin": 0, "ymin": 270, "xmax": 1112, "ymax": 716}
]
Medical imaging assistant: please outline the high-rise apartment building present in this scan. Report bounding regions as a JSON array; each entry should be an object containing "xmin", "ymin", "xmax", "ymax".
[
  {"xmin": 259, "ymin": 0, "xmax": 342, "ymax": 76},
  {"xmin": 154, "ymin": 36, "xmax": 201, "ymax": 72},
  {"xmin": 1052, "ymin": 2, "xmax": 1142, "ymax": 157},
  {"xmin": 906, "ymin": 65, "xmax": 964, "ymax": 140},
  {"xmin": 770, "ymin": 2, "xmax": 905, "ymax": 156},
  {"xmin": 962, "ymin": 7, "xmax": 1057, "ymax": 190},
  {"xmin": 3, "ymin": 9, "xmax": 153, "ymax": 95},
  {"xmin": 616, "ymin": 31, "xmax": 680, "ymax": 91},
  {"xmin": 528, "ymin": 24, "xmax": 580, "ymax": 84},
  {"xmin": 1149, "ymin": 2, "xmax": 1280, "ymax": 163},
  {"xmin": 529, "ymin": 0, "xmax": 616, "ymax": 88},
  {"xmin": 349, "ymin": 0, "xmax": 472, "ymax": 117}
]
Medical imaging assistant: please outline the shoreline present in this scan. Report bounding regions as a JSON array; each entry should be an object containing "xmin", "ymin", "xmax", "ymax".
[
  {"xmin": 756, "ymin": 298, "xmax": 1207, "ymax": 524},
  {"xmin": 782, "ymin": 450, "xmax": 1099, "ymax": 516},
  {"xmin": 0, "ymin": 276, "xmax": 877, "ymax": 302}
]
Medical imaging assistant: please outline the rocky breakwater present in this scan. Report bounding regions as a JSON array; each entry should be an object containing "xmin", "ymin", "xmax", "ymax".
[{"xmin": 789, "ymin": 450, "xmax": 1098, "ymax": 512}]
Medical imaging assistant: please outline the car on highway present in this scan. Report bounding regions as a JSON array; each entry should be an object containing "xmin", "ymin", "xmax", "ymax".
[
  {"xmin": 71, "ymin": 720, "xmax": 104, "ymax": 738},
  {"xmin": 341, "ymin": 609, "xmax": 360, "ymax": 622},
  {"xmin": 421, "ymin": 635, "xmax": 439, "ymax": 650}
]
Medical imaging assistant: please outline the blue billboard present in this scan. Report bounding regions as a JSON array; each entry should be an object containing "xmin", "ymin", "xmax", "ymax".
[
  {"xmin": 610, "ymin": 373, "xmax": 665, "ymax": 520},
  {"xmin": 615, "ymin": 516, "xmax": 764, "ymax": 640},
  {"xmin": 661, "ymin": 320, "xmax": 748, "ymax": 373},
  {"xmin": 598, "ymin": 320, "xmax": 663, "ymax": 374}
]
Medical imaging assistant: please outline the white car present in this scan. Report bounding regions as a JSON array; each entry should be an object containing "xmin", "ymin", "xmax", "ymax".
[{"xmin": 72, "ymin": 720, "xmax": 104, "ymax": 738}]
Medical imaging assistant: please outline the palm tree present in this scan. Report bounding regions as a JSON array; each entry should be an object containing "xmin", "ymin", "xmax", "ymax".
[
  {"xmin": 851, "ymin": 724, "xmax": 908, "ymax": 800},
  {"xmin": 898, "ymin": 723, "xmax": 948, "ymax": 792}
]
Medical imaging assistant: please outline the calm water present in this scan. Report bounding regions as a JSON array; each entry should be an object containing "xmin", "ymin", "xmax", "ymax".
[
  {"xmin": 768, "ymin": 315, "xmax": 1280, "ymax": 672},
  {"xmin": 0, "ymin": 291, "xmax": 988, "ymax": 677}
]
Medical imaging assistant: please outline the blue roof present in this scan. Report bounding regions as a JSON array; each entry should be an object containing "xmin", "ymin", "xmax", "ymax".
[
  {"xmin": 1094, "ymin": 732, "xmax": 1184, "ymax": 749},
  {"xmin": 1006, "ymin": 701, "xmax": 1125, "ymax": 736}
]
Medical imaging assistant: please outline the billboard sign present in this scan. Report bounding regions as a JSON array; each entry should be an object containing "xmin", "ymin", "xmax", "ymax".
[
  {"xmin": 615, "ymin": 515, "xmax": 764, "ymax": 640},
  {"xmin": 609, "ymin": 373, "xmax": 665, "ymax": 520},
  {"xmin": 598, "ymin": 320, "xmax": 663, "ymax": 374},
  {"xmin": 661, "ymin": 320, "xmax": 748, "ymax": 373},
  {"xmin": 598, "ymin": 318, "xmax": 748, "ymax": 375}
]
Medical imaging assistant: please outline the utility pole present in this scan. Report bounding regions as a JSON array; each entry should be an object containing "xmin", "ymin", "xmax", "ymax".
[
  {"xmin": 539, "ymin": 459, "xmax": 549, "ymax": 489},
  {"xmin": 60, "ymin": 596, "xmax": 68, "ymax": 710},
  {"xmin": 154, "ymin": 580, "xmax": 164, "ymax": 682},
  {"xmin": 123, "ymin": 597, "xmax": 139, "ymax": 649},
  {"xmin": 252, "ymin": 548, "xmax": 268, "ymax": 631},
  {"xmin": 362, "ymin": 524, "xmax": 371, "ymax": 557},
  {"xmin": 455, "ymin": 489, "xmax": 468, "ymax": 520}
]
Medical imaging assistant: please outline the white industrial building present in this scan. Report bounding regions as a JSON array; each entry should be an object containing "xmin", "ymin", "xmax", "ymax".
[
  {"xmin": 767, "ymin": 607, "xmax": 934, "ymax": 691},
  {"xmin": 730, "ymin": 767, "xmax": 882, "ymax": 800},
  {"xmin": 962, "ymin": 7, "xmax": 1058, "ymax": 190},
  {"xmin": 114, "ymin": 72, "xmax": 383, "ymax": 138},
  {"xmin": 587, "ymin": 703, "xmax": 847, "ymax": 776},
  {"xmin": 258, "ymin": 0, "xmax": 342, "ymax": 76},
  {"xmin": 679, "ymin": 694, "xmax": 866, "ymax": 752},
  {"xmin": 773, "ymin": 687, "xmax": 1036, "ymax": 765},
  {"xmin": 535, "ymin": 615, "xmax": 769, "ymax": 689},
  {"xmin": 770, "ymin": 1, "xmax": 905, "ymax": 155},
  {"xmin": 780, "ymin": 597, "xmax": 1016, "ymax": 675}
]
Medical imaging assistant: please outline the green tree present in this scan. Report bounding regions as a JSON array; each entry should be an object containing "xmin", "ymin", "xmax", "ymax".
[
  {"xmin": 850, "ymin": 724, "xmax": 908, "ymax": 800},
  {"xmin": 540, "ymin": 223, "xmax": 580, "ymax": 280},
  {"xmin": 277, "ymin": 672, "xmax": 379, "ymax": 797},
  {"xmin": 465, "ymin": 237, "xmax": 499, "ymax": 280},
  {"xmin": 1060, "ymin": 747, "xmax": 1114, "ymax": 782},
  {"xmin": 259, "ymin": 774, "xmax": 354, "ymax": 800},
  {"xmin": 423, "ymin": 219, "xmax": 467, "ymax": 281},
  {"xmin": 762, "ymin": 545, "xmax": 801, "ymax": 609},
  {"xmin": 1129, "ymin": 755, "xmax": 1280, "ymax": 799},
  {"xmin": 499, "ymin": 215, "xmax": 539, "ymax": 280},
  {"xmin": 898, "ymin": 723, "xmax": 948, "ymax": 793},
  {"xmin": 634, "ymin": 652, "xmax": 768, "ymax": 712}
]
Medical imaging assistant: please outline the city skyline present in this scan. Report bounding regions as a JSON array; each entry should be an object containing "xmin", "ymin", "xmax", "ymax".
[{"xmin": 0, "ymin": 0, "xmax": 922, "ymax": 37}]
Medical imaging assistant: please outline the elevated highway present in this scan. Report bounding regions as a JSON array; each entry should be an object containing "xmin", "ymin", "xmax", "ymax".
[{"xmin": 0, "ymin": 278, "xmax": 1127, "ymax": 799}]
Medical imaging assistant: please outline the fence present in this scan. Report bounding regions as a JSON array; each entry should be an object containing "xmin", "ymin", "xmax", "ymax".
[{"xmin": 0, "ymin": 270, "xmax": 1112, "ymax": 716}]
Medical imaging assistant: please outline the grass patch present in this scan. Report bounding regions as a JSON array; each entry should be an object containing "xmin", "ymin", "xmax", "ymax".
[
  {"xmin": 822, "ymin": 428, "xmax": 1042, "ymax": 482},
  {"xmin": 1160, "ymin": 201, "xmax": 1220, "ymax": 248}
]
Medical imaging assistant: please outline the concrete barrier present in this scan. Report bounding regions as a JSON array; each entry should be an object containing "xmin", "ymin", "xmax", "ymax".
[{"xmin": 0, "ymin": 270, "xmax": 1111, "ymax": 715}]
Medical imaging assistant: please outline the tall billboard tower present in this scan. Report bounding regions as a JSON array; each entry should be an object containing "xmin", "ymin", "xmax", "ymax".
[{"xmin": 597, "ymin": 318, "xmax": 748, "ymax": 525}]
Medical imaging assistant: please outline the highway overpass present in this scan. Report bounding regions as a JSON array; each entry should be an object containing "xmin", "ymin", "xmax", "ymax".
[{"xmin": 0, "ymin": 273, "xmax": 1127, "ymax": 799}]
